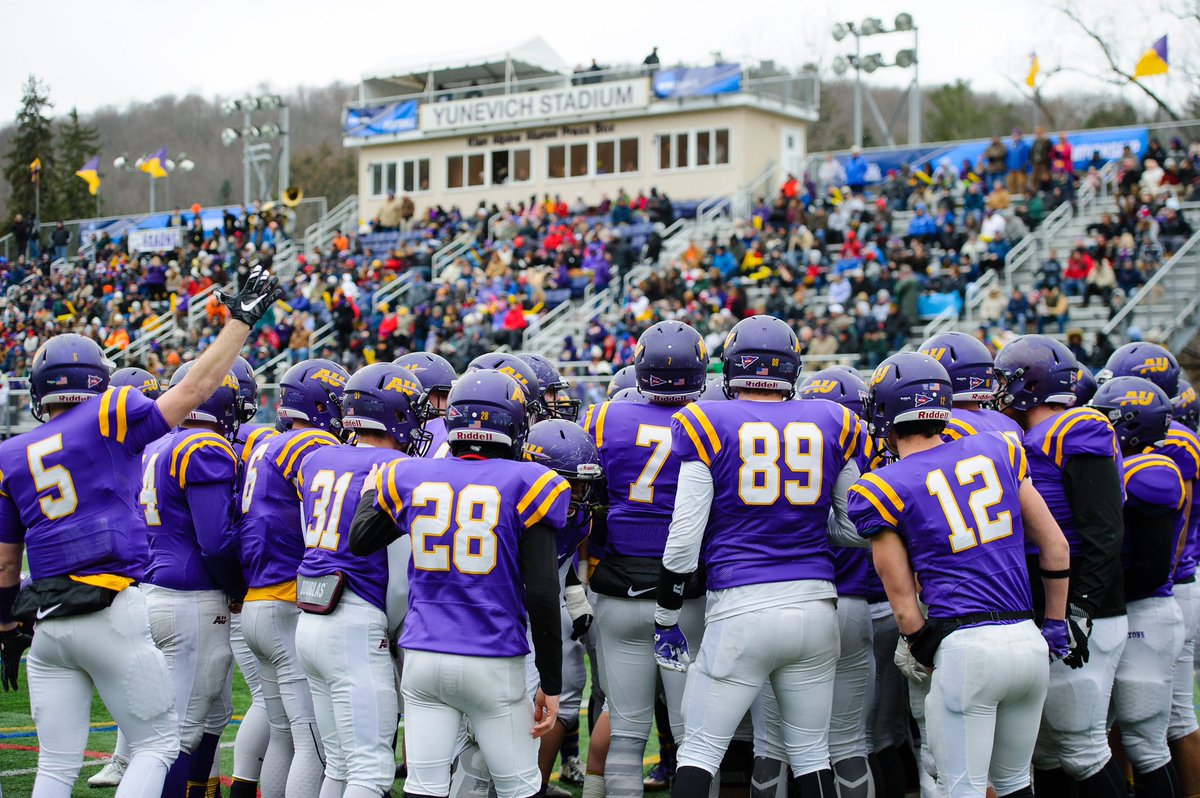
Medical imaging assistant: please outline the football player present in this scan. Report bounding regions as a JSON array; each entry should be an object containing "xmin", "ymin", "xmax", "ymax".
[
  {"xmin": 0, "ymin": 265, "xmax": 279, "ymax": 798},
  {"xmin": 851, "ymin": 352, "xmax": 1070, "ymax": 798},
  {"xmin": 993, "ymin": 335, "xmax": 1129, "ymax": 797},
  {"xmin": 653, "ymin": 315, "xmax": 860, "ymax": 797},
  {"xmin": 467, "ymin": 353, "xmax": 548, "ymax": 423},
  {"xmin": 919, "ymin": 331, "xmax": 1023, "ymax": 442},
  {"xmin": 294, "ymin": 363, "xmax": 430, "ymax": 798},
  {"xmin": 395, "ymin": 351, "xmax": 456, "ymax": 458},
  {"xmin": 1097, "ymin": 343, "xmax": 1200, "ymax": 791},
  {"xmin": 138, "ymin": 363, "xmax": 245, "ymax": 798},
  {"xmin": 584, "ymin": 320, "xmax": 709, "ymax": 798},
  {"xmin": 238, "ymin": 358, "xmax": 349, "ymax": 798},
  {"xmin": 1092, "ymin": 377, "xmax": 1188, "ymax": 795},
  {"xmin": 521, "ymin": 353, "xmax": 583, "ymax": 422},
  {"xmin": 348, "ymin": 369, "xmax": 568, "ymax": 798},
  {"xmin": 226, "ymin": 355, "xmax": 277, "ymax": 798},
  {"xmin": 607, "ymin": 366, "xmax": 636, "ymax": 400}
]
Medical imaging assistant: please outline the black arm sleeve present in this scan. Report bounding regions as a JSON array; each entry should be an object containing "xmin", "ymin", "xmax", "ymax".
[
  {"xmin": 1122, "ymin": 505, "xmax": 1176, "ymax": 602},
  {"xmin": 1062, "ymin": 455, "xmax": 1127, "ymax": 616},
  {"xmin": 348, "ymin": 489, "xmax": 401, "ymax": 557},
  {"xmin": 519, "ymin": 522, "xmax": 563, "ymax": 696},
  {"xmin": 565, "ymin": 563, "xmax": 582, "ymax": 588}
]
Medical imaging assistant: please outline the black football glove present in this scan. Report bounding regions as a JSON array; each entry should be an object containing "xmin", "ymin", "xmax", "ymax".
[
  {"xmin": 219, "ymin": 263, "xmax": 282, "ymax": 327},
  {"xmin": 1, "ymin": 625, "xmax": 33, "ymax": 691},
  {"xmin": 1062, "ymin": 604, "xmax": 1092, "ymax": 669},
  {"xmin": 904, "ymin": 622, "xmax": 950, "ymax": 669}
]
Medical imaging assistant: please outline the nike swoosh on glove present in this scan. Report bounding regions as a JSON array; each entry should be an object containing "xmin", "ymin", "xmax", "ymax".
[
  {"xmin": 1062, "ymin": 603, "xmax": 1092, "ymax": 669},
  {"xmin": 220, "ymin": 263, "xmax": 283, "ymax": 326},
  {"xmin": 1041, "ymin": 619, "xmax": 1071, "ymax": 661},
  {"xmin": 653, "ymin": 624, "xmax": 690, "ymax": 672}
]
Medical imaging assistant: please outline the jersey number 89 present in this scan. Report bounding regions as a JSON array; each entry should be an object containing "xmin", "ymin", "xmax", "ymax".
[
  {"xmin": 411, "ymin": 483, "xmax": 500, "ymax": 575},
  {"xmin": 737, "ymin": 421, "xmax": 823, "ymax": 505}
]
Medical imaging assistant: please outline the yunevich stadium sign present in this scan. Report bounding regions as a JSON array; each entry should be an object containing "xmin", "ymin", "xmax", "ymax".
[{"xmin": 420, "ymin": 78, "xmax": 650, "ymax": 132}]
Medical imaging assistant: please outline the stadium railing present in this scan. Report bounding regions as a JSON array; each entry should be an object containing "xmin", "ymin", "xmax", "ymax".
[{"xmin": 1103, "ymin": 228, "xmax": 1200, "ymax": 352}]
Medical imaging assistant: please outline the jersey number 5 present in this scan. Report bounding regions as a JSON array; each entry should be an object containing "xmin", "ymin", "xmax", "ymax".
[
  {"xmin": 27, "ymin": 434, "xmax": 78, "ymax": 520},
  {"xmin": 411, "ymin": 483, "xmax": 500, "ymax": 575},
  {"xmin": 926, "ymin": 455, "xmax": 1013, "ymax": 553}
]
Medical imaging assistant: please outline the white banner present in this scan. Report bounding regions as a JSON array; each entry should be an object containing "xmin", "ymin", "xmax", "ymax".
[
  {"xmin": 128, "ymin": 227, "xmax": 184, "ymax": 254},
  {"xmin": 421, "ymin": 78, "xmax": 650, "ymax": 132}
]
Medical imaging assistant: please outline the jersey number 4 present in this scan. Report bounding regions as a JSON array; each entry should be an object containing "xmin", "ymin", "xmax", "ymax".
[
  {"xmin": 926, "ymin": 455, "xmax": 1013, "ymax": 553},
  {"xmin": 411, "ymin": 483, "xmax": 500, "ymax": 575}
]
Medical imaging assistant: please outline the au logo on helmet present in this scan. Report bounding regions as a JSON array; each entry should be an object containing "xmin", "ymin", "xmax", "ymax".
[
  {"xmin": 802, "ymin": 379, "xmax": 838, "ymax": 395},
  {"xmin": 511, "ymin": 384, "xmax": 526, "ymax": 404},
  {"xmin": 498, "ymin": 366, "xmax": 530, "ymax": 388},
  {"xmin": 383, "ymin": 376, "xmax": 420, "ymax": 396},
  {"xmin": 220, "ymin": 374, "xmax": 239, "ymax": 390},
  {"xmin": 310, "ymin": 368, "xmax": 347, "ymax": 387},
  {"xmin": 1137, "ymin": 357, "xmax": 1172, "ymax": 374},
  {"xmin": 1117, "ymin": 390, "xmax": 1156, "ymax": 407},
  {"xmin": 870, "ymin": 364, "xmax": 891, "ymax": 386},
  {"xmin": 921, "ymin": 347, "xmax": 948, "ymax": 361}
]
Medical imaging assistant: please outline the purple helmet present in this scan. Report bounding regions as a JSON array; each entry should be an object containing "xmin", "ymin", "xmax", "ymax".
[
  {"xmin": 1173, "ymin": 378, "xmax": 1199, "ymax": 431},
  {"xmin": 721, "ymin": 315, "xmax": 801, "ymax": 398},
  {"xmin": 394, "ymin": 351, "xmax": 456, "ymax": 397},
  {"xmin": 1089, "ymin": 376, "xmax": 1172, "ymax": 453},
  {"xmin": 230, "ymin": 356, "xmax": 259, "ymax": 423},
  {"xmin": 341, "ymin": 363, "xmax": 432, "ymax": 456},
  {"xmin": 607, "ymin": 365, "xmax": 636, "ymax": 400},
  {"xmin": 862, "ymin": 353, "xmax": 953, "ymax": 439},
  {"xmin": 1073, "ymin": 365, "xmax": 1098, "ymax": 406},
  {"xmin": 993, "ymin": 335, "xmax": 1078, "ymax": 412},
  {"xmin": 277, "ymin": 358, "xmax": 350, "ymax": 438},
  {"xmin": 613, "ymin": 386, "xmax": 652, "ymax": 403},
  {"xmin": 1098, "ymin": 342, "xmax": 1181, "ymax": 398},
  {"xmin": 170, "ymin": 361, "xmax": 239, "ymax": 439},
  {"xmin": 519, "ymin": 353, "xmax": 581, "ymax": 421},
  {"xmin": 29, "ymin": 334, "xmax": 111, "ymax": 421},
  {"xmin": 445, "ymin": 369, "xmax": 530, "ymax": 457},
  {"xmin": 919, "ymin": 331, "xmax": 995, "ymax": 402},
  {"xmin": 524, "ymin": 419, "xmax": 604, "ymax": 514},
  {"xmin": 110, "ymin": 367, "xmax": 163, "ymax": 399},
  {"xmin": 797, "ymin": 367, "xmax": 867, "ymax": 415},
  {"xmin": 633, "ymin": 321, "xmax": 708, "ymax": 403},
  {"xmin": 698, "ymin": 375, "xmax": 728, "ymax": 402},
  {"xmin": 467, "ymin": 353, "xmax": 545, "ymax": 420}
]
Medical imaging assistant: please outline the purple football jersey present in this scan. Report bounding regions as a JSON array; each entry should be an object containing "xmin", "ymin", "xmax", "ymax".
[
  {"xmin": 1156, "ymin": 422, "xmax": 1200, "ymax": 582},
  {"xmin": 942, "ymin": 407, "xmax": 1024, "ymax": 444},
  {"xmin": 234, "ymin": 423, "xmax": 277, "ymax": 518},
  {"xmin": 0, "ymin": 387, "xmax": 169, "ymax": 583},
  {"xmin": 584, "ymin": 401, "xmax": 682, "ymax": 559},
  {"xmin": 375, "ymin": 456, "xmax": 570, "ymax": 658},
  {"xmin": 424, "ymin": 416, "xmax": 450, "ymax": 459},
  {"xmin": 672, "ymin": 398, "xmax": 860, "ymax": 590},
  {"xmin": 1122, "ymin": 452, "xmax": 1186, "ymax": 598},
  {"xmin": 141, "ymin": 429, "xmax": 239, "ymax": 590},
  {"xmin": 1022, "ymin": 407, "xmax": 1123, "ymax": 555},
  {"xmin": 239, "ymin": 427, "xmax": 340, "ymax": 592},
  {"xmin": 297, "ymin": 445, "xmax": 406, "ymax": 612},
  {"xmin": 850, "ymin": 433, "xmax": 1033, "ymax": 621}
]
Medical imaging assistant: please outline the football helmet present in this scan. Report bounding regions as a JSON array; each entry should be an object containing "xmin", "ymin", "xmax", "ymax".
[
  {"xmin": 467, "ymin": 353, "xmax": 545, "ymax": 420},
  {"xmin": 1073, "ymin": 365, "xmax": 1098, "ymax": 407},
  {"xmin": 1090, "ymin": 376, "xmax": 1172, "ymax": 453},
  {"xmin": 524, "ymin": 419, "xmax": 604, "ymax": 515},
  {"xmin": 29, "ymin": 334, "xmax": 111, "ymax": 421},
  {"xmin": 698, "ymin": 375, "xmax": 728, "ymax": 402},
  {"xmin": 445, "ymin": 369, "xmax": 530, "ymax": 458},
  {"xmin": 1097, "ymin": 342, "xmax": 1180, "ymax": 398},
  {"xmin": 862, "ymin": 353, "xmax": 953, "ymax": 439},
  {"xmin": 612, "ymin": 386, "xmax": 652, "ymax": 403},
  {"xmin": 607, "ymin": 365, "xmax": 636, "ymax": 400},
  {"xmin": 993, "ymin": 335, "xmax": 1078, "ymax": 412},
  {"xmin": 634, "ymin": 321, "xmax": 708, "ymax": 403},
  {"xmin": 230, "ymin": 355, "xmax": 259, "ymax": 423},
  {"xmin": 721, "ymin": 315, "xmax": 801, "ymax": 398},
  {"xmin": 277, "ymin": 358, "xmax": 350, "ymax": 438},
  {"xmin": 797, "ymin": 367, "xmax": 868, "ymax": 415},
  {"xmin": 918, "ymin": 331, "xmax": 996, "ymax": 402},
  {"xmin": 1173, "ymin": 378, "xmax": 1199, "ymax": 431},
  {"xmin": 520, "ymin": 353, "xmax": 581, "ymax": 422},
  {"xmin": 394, "ymin": 351, "xmax": 456, "ymax": 417},
  {"xmin": 170, "ymin": 361, "xmax": 240, "ymax": 439},
  {"xmin": 341, "ymin": 363, "xmax": 432, "ymax": 456},
  {"xmin": 110, "ymin": 367, "xmax": 163, "ymax": 399}
]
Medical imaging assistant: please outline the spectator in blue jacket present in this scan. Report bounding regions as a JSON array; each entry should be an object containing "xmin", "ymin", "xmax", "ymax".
[
  {"xmin": 907, "ymin": 203, "xmax": 938, "ymax": 241},
  {"xmin": 1005, "ymin": 288, "xmax": 1031, "ymax": 332},
  {"xmin": 712, "ymin": 244, "xmax": 737, "ymax": 278},
  {"xmin": 845, "ymin": 146, "xmax": 869, "ymax": 193},
  {"xmin": 1006, "ymin": 129, "xmax": 1031, "ymax": 195}
]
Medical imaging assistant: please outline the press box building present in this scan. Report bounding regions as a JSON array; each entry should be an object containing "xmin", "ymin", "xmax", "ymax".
[{"xmin": 344, "ymin": 37, "xmax": 820, "ymax": 221}]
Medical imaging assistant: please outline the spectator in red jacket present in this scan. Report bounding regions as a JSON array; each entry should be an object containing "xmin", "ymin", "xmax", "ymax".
[{"xmin": 1062, "ymin": 248, "xmax": 1094, "ymax": 297}]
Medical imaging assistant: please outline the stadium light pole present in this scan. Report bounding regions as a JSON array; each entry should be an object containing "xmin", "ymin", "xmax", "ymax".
[
  {"xmin": 113, "ymin": 152, "xmax": 195, "ymax": 214},
  {"xmin": 221, "ymin": 95, "xmax": 289, "ymax": 206},
  {"xmin": 833, "ymin": 13, "xmax": 920, "ymax": 148}
]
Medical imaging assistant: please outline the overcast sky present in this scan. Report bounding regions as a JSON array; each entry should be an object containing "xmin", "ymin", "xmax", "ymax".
[{"xmin": 2, "ymin": 0, "xmax": 1192, "ymax": 119}]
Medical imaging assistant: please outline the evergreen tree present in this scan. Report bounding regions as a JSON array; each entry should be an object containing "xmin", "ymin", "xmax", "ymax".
[
  {"xmin": 3, "ymin": 75, "xmax": 56, "ymax": 224},
  {"xmin": 57, "ymin": 107, "xmax": 101, "ymax": 220}
]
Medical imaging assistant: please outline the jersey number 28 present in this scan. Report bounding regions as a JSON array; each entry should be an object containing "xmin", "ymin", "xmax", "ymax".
[{"xmin": 411, "ymin": 483, "xmax": 500, "ymax": 575}]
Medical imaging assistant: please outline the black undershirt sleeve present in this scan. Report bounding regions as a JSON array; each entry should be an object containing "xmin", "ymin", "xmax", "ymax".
[
  {"xmin": 1122, "ymin": 504, "xmax": 1176, "ymax": 602},
  {"xmin": 520, "ymin": 522, "xmax": 563, "ymax": 696},
  {"xmin": 348, "ymin": 489, "xmax": 401, "ymax": 556},
  {"xmin": 1061, "ymin": 455, "xmax": 1127, "ymax": 616}
]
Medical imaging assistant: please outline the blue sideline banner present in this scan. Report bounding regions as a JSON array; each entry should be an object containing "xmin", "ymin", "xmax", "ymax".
[
  {"xmin": 344, "ymin": 100, "xmax": 419, "ymax": 138},
  {"xmin": 653, "ymin": 64, "xmax": 742, "ymax": 99}
]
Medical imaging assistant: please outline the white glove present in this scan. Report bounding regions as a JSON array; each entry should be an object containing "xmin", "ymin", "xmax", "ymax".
[
  {"xmin": 894, "ymin": 637, "xmax": 930, "ymax": 685},
  {"xmin": 564, "ymin": 584, "xmax": 593, "ymax": 641}
]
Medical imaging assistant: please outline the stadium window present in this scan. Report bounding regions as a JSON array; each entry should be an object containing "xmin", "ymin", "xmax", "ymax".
[
  {"xmin": 596, "ymin": 140, "xmax": 615, "ymax": 175},
  {"xmin": 548, "ymin": 145, "xmax": 567, "ymax": 180},
  {"xmin": 447, "ymin": 155, "xmax": 465, "ymax": 189},
  {"xmin": 468, "ymin": 153, "xmax": 486, "ymax": 187},
  {"xmin": 696, "ymin": 131, "xmax": 711, "ymax": 167},
  {"xmin": 570, "ymin": 143, "xmax": 588, "ymax": 177},
  {"xmin": 369, "ymin": 162, "xmax": 399, "ymax": 197},
  {"xmin": 594, "ymin": 138, "xmax": 639, "ymax": 175},
  {"xmin": 620, "ymin": 138, "xmax": 638, "ymax": 173},
  {"xmin": 401, "ymin": 158, "xmax": 430, "ymax": 193},
  {"xmin": 370, "ymin": 163, "xmax": 384, "ymax": 196},
  {"xmin": 513, "ymin": 149, "xmax": 531, "ymax": 182},
  {"xmin": 490, "ymin": 148, "xmax": 532, "ymax": 184},
  {"xmin": 675, "ymin": 133, "xmax": 689, "ymax": 169},
  {"xmin": 658, "ymin": 135, "xmax": 671, "ymax": 170},
  {"xmin": 715, "ymin": 128, "xmax": 730, "ymax": 164},
  {"xmin": 492, "ymin": 150, "xmax": 510, "ymax": 185}
]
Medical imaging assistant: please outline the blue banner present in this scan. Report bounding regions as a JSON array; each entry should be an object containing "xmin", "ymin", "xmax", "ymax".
[
  {"xmin": 653, "ymin": 64, "xmax": 741, "ymax": 99},
  {"xmin": 344, "ymin": 100, "xmax": 419, "ymax": 138}
]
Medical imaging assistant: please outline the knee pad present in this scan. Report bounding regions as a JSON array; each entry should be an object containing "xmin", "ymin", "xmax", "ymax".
[{"xmin": 1116, "ymin": 678, "xmax": 1172, "ymax": 771}]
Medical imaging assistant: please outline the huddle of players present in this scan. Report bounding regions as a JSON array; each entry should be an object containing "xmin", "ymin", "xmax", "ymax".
[{"xmin": 2, "ymin": 268, "xmax": 1200, "ymax": 798}]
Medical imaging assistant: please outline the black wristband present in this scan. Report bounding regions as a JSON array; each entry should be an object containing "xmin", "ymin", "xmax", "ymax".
[
  {"xmin": 1041, "ymin": 568, "xmax": 1071, "ymax": 579},
  {"xmin": 0, "ymin": 584, "xmax": 17, "ymax": 625},
  {"xmin": 656, "ymin": 566, "xmax": 690, "ymax": 611}
]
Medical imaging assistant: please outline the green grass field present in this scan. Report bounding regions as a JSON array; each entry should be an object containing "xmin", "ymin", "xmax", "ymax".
[{"xmin": 0, "ymin": 660, "xmax": 662, "ymax": 797}]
